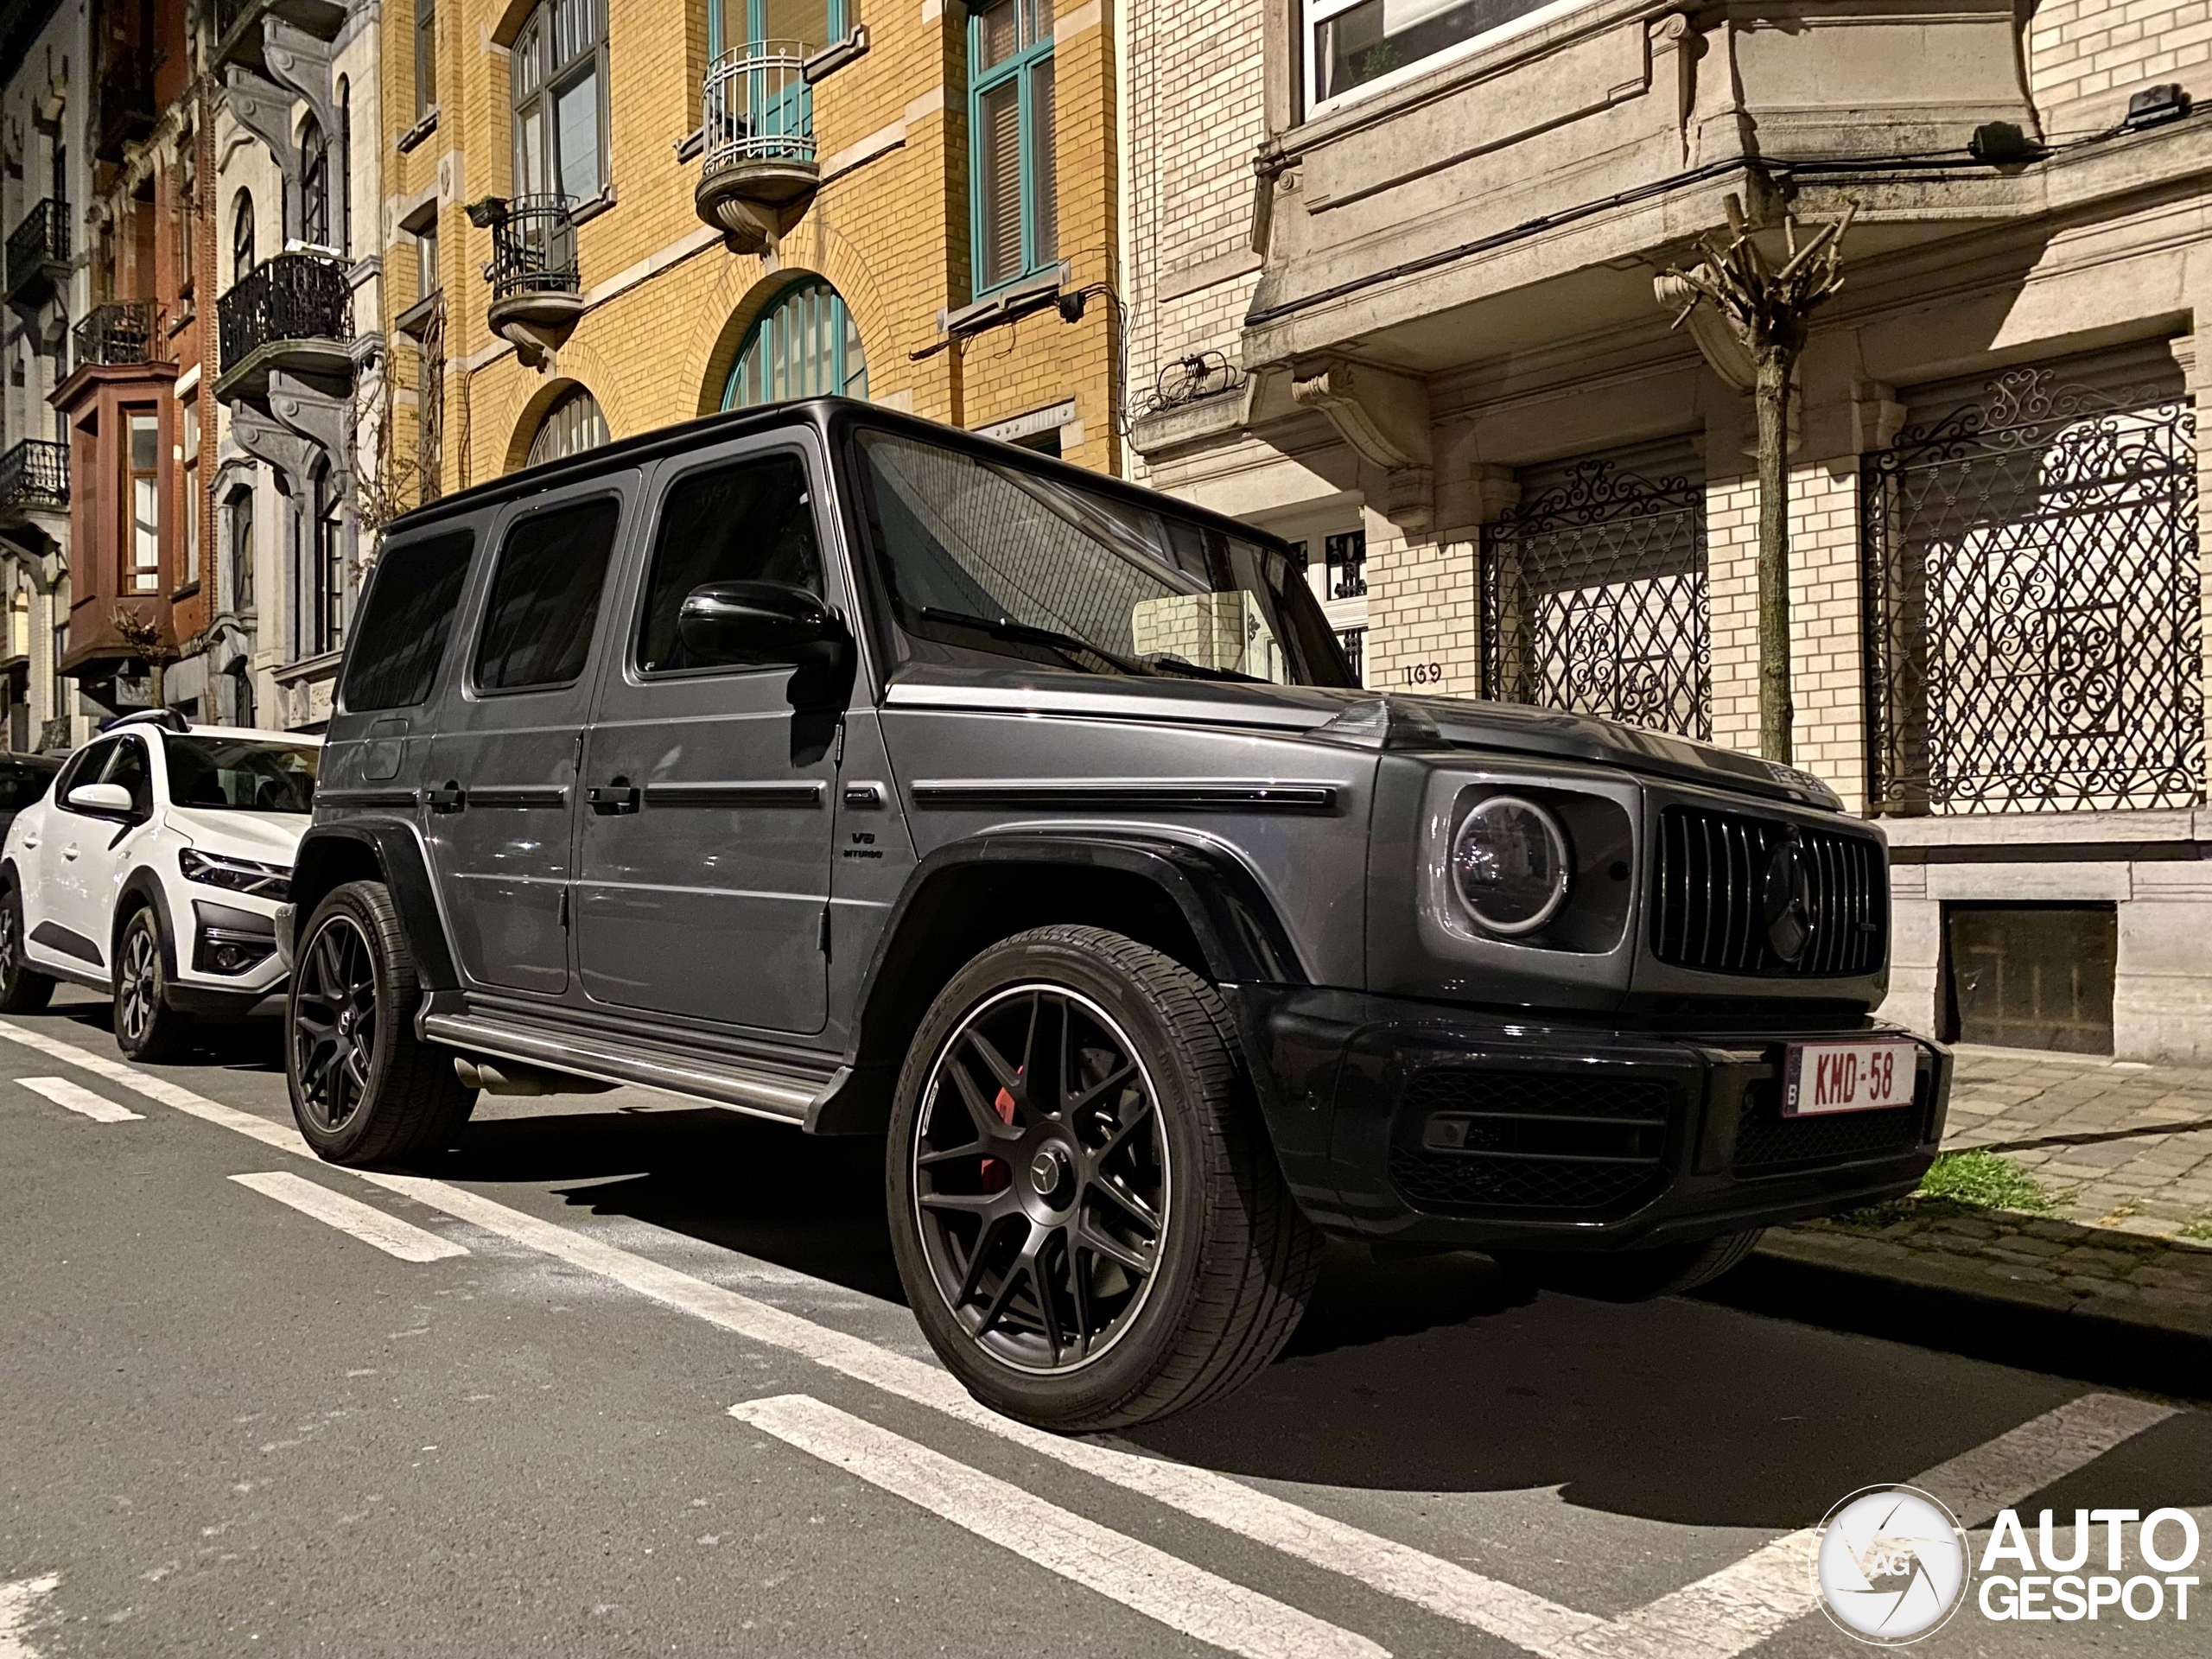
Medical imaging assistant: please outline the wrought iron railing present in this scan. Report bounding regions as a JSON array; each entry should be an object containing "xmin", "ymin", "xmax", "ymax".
[
  {"xmin": 73, "ymin": 300, "xmax": 160, "ymax": 367},
  {"xmin": 484, "ymin": 195, "xmax": 580, "ymax": 304},
  {"xmin": 218, "ymin": 251, "xmax": 351, "ymax": 372},
  {"xmin": 1481, "ymin": 456, "xmax": 1711, "ymax": 739},
  {"xmin": 701, "ymin": 42, "xmax": 817, "ymax": 173},
  {"xmin": 5, "ymin": 198, "xmax": 68, "ymax": 294},
  {"xmin": 1863, "ymin": 365, "xmax": 2203, "ymax": 814},
  {"xmin": 0, "ymin": 440, "xmax": 68, "ymax": 511}
]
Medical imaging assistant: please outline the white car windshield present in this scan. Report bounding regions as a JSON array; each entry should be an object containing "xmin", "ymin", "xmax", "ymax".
[{"xmin": 165, "ymin": 735, "xmax": 320, "ymax": 813}]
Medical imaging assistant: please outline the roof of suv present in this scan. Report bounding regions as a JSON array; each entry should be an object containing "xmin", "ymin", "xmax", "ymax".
[{"xmin": 379, "ymin": 396, "xmax": 1300, "ymax": 557}]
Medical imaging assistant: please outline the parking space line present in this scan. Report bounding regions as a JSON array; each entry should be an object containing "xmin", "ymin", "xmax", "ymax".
[
  {"xmin": 2, "ymin": 1017, "xmax": 2189, "ymax": 1659},
  {"xmin": 732, "ymin": 1393, "xmax": 1389, "ymax": 1659},
  {"xmin": 16, "ymin": 1076, "xmax": 143, "ymax": 1122},
  {"xmin": 229, "ymin": 1171, "xmax": 469, "ymax": 1263},
  {"xmin": 1580, "ymin": 1390, "xmax": 2182, "ymax": 1659},
  {"xmin": 0, "ymin": 1572, "xmax": 59, "ymax": 1659}
]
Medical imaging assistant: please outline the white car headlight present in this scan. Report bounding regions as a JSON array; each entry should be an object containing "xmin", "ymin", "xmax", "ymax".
[
  {"xmin": 179, "ymin": 847, "xmax": 292, "ymax": 901},
  {"xmin": 1449, "ymin": 796, "xmax": 1571, "ymax": 936}
]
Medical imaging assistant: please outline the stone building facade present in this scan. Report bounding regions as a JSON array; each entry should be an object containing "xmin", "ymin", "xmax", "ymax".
[
  {"xmin": 376, "ymin": 0, "xmax": 1123, "ymax": 568},
  {"xmin": 1122, "ymin": 0, "xmax": 2212, "ymax": 1063}
]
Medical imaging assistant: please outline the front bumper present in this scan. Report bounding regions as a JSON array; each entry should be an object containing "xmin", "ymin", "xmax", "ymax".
[{"xmin": 1225, "ymin": 987, "xmax": 1950, "ymax": 1250}]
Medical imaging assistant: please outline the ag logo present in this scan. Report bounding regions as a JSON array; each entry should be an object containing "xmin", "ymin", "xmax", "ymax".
[{"xmin": 1811, "ymin": 1485, "xmax": 1971, "ymax": 1645}]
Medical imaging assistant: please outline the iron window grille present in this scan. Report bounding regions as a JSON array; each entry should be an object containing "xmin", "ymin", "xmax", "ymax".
[
  {"xmin": 0, "ymin": 440, "xmax": 68, "ymax": 511},
  {"xmin": 1324, "ymin": 528, "xmax": 1366, "ymax": 599},
  {"xmin": 1862, "ymin": 362, "xmax": 2203, "ymax": 814},
  {"xmin": 1336, "ymin": 625, "xmax": 1366, "ymax": 687},
  {"xmin": 1481, "ymin": 454, "xmax": 1710, "ymax": 739}
]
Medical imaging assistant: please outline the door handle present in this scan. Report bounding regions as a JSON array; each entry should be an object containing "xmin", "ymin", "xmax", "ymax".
[
  {"xmin": 19, "ymin": 836, "xmax": 35, "ymax": 849},
  {"xmin": 61, "ymin": 844, "xmax": 78, "ymax": 860},
  {"xmin": 587, "ymin": 783, "xmax": 641, "ymax": 815},
  {"xmin": 426, "ymin": 783, "xmax": 466, "ymax": 813}
]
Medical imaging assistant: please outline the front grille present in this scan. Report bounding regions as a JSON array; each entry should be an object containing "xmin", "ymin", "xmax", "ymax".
[
  {"xmin": 1732, "ymin": 1081, "xmax": 1925, "ymax": 1173},
  {"xmin": 1388, "ymin": 1068, "xmax": 1679, "ymax": 1216},
  {"xmin": 1649, "ymin": 805, "xmax": 1886, "ymax": 976}
]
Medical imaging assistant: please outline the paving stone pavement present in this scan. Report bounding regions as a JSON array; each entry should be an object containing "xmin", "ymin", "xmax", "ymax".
[{"xmin": 1766, "ymin": 1044, "xmax": 2212, "ymax": 1341}]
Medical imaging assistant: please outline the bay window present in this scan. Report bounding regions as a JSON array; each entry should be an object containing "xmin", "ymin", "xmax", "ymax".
[{"xmin": 1306, "ymin": 0, "xmax": 1573, "ymax": 110}]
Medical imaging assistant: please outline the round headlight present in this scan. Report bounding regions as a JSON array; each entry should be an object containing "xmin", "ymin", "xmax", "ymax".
[{"xmin": 1450, "ymin": 796, "xmax": 1571, "ymax": 936}]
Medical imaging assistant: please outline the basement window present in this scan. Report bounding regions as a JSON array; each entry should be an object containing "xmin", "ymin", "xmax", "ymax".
[{"xmin": 1943, "ymin": 903, "xmax": 2118, "ymax": 1056}]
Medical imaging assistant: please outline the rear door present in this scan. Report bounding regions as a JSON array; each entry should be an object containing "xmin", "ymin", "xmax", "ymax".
[
  {"xmin": 573, "ymin": 436, "xmax": 842, "ymax": 1035},
  {"xmin": 424, "ymin": 477, "xmax": 633, "ymax": 997},
  {"xmin": 26, "ymin": 737, "xmax": 117, "ymax": 966}
]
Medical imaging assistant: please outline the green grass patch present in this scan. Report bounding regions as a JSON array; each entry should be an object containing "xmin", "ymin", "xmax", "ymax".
[
  {"xmin": 1915, "ymin": 1149, "xmax": 2056, "ymax": 1213},
  {"xmin": 2180, "ymin": 1217, "xmax": 2212, "ymax": 1243}
]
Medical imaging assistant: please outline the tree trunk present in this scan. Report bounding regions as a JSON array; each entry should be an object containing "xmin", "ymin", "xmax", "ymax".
[
  {"xmin": 148, "ymin": 658, "xmax": 166, "ymax": 711},
  {"xmin": 1753, "ymin": 344, "xmax": 1794, "ymax": 763}
]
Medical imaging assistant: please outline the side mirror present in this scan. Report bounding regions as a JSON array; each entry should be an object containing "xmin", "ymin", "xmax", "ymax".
[
  {"xmin": 676, "ymin": 581, "xmax": 840, "ymax": 667},
  {"xmin": 66, "ymin": 782, "xmax": 136, "ymax": 817}
]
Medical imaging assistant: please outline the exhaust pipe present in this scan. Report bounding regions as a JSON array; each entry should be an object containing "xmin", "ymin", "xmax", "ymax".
[{"xmin": 453, "ymin": 1055, "xmax": 617, "ymax": 1096}]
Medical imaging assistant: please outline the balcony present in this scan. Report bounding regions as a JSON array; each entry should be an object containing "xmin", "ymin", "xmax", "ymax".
[
  {"xmin": 210, "ymin": 0, "xmax": 348, "ymax": 73},
  {"xmin": 92, "ymin": 48, "xmax": 157, "ymax": 163},
  {"xmin": 0, "ymin": 440, "xmax": 68, "ymax": 522},
  {"xmin": 214, "ymin": 252, "xmax": 353, "ymax": 404},
  {"xmin": 475, "ymin": 194, "xmax": 582, "ymax": 363},
  {"xmin": 694, "ymin": 43, "xmax": 819, "ymax": 253},
  {"xmin": 4, "ymin": 198, "xmax": 70, "ymax": 311},
  {"xmin": 73, "ymin": 301, "xmax": 161, "ymax": 368}
]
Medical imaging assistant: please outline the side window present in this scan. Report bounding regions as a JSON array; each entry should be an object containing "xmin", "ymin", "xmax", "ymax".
[
  {"xmin": 474, "ymin": 497, "xmax": 621, "ymax": 691},
  {"xmin": 101, "ymin": 738, "xmax": 151, "ymax": 817},
  {"xmin": 636, "ymin": 454, "xmax": 823, "ymax": 673},
  {"xmin": 341, "ymin": 530, "xmax": 474, "ymax": 711},
  {"xmin": 54, "ymin": 740, "xmax": 116, "ymax": 807}
]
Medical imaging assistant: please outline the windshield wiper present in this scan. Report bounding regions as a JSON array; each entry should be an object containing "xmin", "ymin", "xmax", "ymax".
[
  {"xmin": 1140, "ymin": 652, "xmax": 1268, "ymax": 684},
  {"xmin": 916, "ymin": 607, "xmax": 1156, "ymax": 677}
]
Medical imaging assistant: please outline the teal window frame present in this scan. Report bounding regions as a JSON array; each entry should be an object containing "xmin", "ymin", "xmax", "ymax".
[
  {"xmin": 722, "ymin": 276, "xmax": 868, "ymax": 409},
  {"xmin": 706, "ymin": 0, "xmax": 847, "ymax": 56},
  {"xmin": 967, "ymin": 0, "xmax": 1055, "ymax": 300}
]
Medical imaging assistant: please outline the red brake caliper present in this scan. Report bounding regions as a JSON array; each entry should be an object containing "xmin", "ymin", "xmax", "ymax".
[{"xmin": 979, "ymin": 1075, "xmax": 1019, "ymax": 1192}]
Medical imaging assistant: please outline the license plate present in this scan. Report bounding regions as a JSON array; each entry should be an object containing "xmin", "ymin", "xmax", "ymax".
[{"xmin": 1783, "ymin": 1040, "xmax": 1917, "ymax": 1116}]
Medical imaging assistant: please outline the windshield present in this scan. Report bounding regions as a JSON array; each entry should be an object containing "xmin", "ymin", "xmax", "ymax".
[
  {"xmin": 164, "ymin": 735, "xmax": 320, "ymax": 813},
  {"xmin": 852, "ymin": 429, "xmax": 1354, "ymax": 686}
]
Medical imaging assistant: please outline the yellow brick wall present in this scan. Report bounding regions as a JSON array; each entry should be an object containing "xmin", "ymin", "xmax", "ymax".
[
  {"xmin": 380, "ymin": 0, "xmax": 1120, "ymax": 504},
  {"xmin": 2028, "ymin": 0, "xmax": 2212, "ymax": 127}
]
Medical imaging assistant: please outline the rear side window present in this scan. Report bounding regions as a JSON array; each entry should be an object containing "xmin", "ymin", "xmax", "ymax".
[
  {"xmin": 637, "ymin": 454, "xmax": 823, "ymax": 673},
  {"xmin": 341, "ymin": 531, "xmax": 474, "ymax": 711},
  {"xmin": 474, "ymin": 499, "xmax": 621, "ymax": 691}
]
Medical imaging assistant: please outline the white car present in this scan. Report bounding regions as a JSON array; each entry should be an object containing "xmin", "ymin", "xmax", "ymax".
[{"xmin": 0, "ymin": 710, "xmax": 321, "ymax": 1058}]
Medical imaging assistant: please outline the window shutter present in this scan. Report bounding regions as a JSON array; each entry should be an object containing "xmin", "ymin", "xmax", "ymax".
[{"xmin": 979, "ymin": 79, "xmax": 1023, "ymax": 289}]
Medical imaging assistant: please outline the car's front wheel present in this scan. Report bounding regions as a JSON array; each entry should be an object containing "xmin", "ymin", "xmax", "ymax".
[
  {"xmin": 887, "ymin": 925, "xmax": 1322, "ymax": 1431},
  {"xmin": 287, "ymin": 880, "xmax": 475, "ymax": 1166},
  {"xmin": 114, "ymin": 906, "xmax": 188, "ymax": 1060},
  {"xmin": 0, "ymin": 885, "xmax": 54, "ymax": 1014}
]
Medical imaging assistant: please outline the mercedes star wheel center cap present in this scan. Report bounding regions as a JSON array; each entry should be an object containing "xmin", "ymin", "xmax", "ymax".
[{"xmin": 1029, "ymin": 1145, "xmax": 1069, "ymax": 1198}]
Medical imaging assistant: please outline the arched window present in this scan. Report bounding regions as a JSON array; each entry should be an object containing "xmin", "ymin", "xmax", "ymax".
[
  {"xmin": 721, "ymin": 277, "xmax": 866, "ymax": 409},
  {"xmin": 526, "ymin": 385, "xmax": 609, "ymax": 467},
  {"xmin": 300, "ymin": 118, "xmax": 330, "ymax": 249},
  {"xmin": 512, "ymin": 0, "xmax": 607, "ymax": 201},
  {"xmin": 232, "ymin": 190, "xmax": 255, "ymax": 283}
]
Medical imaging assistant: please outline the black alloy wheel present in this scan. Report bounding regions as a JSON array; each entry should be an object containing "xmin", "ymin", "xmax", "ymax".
[
  {"xmin": 291, "ymin": 912, "xmax": 378, "ymax": 1135},
  {"xmin": 285, "ymin": 880, "xmax": 476, "ymax": 1166},
  {"xmin": 911, "ymin": 983, "xmax": 1171, "ymax": 1375}
]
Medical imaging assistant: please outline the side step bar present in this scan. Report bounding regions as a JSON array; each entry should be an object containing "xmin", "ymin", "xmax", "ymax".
[{"xmin": 420, "ymin": 1011, "xmax": 835, "ymax": 1125}]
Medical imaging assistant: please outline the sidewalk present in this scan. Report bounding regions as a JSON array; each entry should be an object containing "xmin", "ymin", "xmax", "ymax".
[{"xmin": 1765, "ymin": 1045, "xmax": 2212, "ymax": 1341}]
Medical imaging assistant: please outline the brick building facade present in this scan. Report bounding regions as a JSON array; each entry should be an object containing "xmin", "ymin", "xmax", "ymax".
[{"xmin": 1123, "ymin": 0, "xmax": 2212, "ymax": 1063}]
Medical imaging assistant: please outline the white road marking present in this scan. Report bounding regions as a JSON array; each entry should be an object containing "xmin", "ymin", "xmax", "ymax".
[
  {"xmin": 1, "ymin": 1016, "xmax": 2188, "ymax": 1659},
  {"xmin": 16, "ymin": 1076, "xmax": 143, "ymax": 1122},
  {"xmin": 0, "ymin": 1573, "xmax": 59, "ymax": 1659},
  {"xmin": 229, "ymin": 1171, "xmax": 469, "ymax": 1263},
  {"xmin": 1579, "ymin": 1389, "xmax": 2181, "ymax": 1659},
  {"xmin": 734, "ymin": 1393, "xmax": 1387, "ymax": 1659}
]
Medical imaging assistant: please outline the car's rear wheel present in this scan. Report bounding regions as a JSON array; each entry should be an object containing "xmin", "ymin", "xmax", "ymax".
[
  {"xmin": 288, "ymin": 880, "xmax": 475, "ymax": 1166},
  {"xmin": 0, "ymin": 886, "xmax": 54, "ymax": 1014},
  {"xmin": 887, "ymin": 925, "xmax": 1322, "ymax": 1431},
  {"xmin": 1490, "ymin": 1228, "xmax": 1766, "ymax": 1302},
  {"xmin": 114, "ymin": 906, "xmax": 187, "ymax": 1059}
]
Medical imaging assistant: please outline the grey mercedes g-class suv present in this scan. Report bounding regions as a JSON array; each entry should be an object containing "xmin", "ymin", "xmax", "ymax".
[{"xmin": 284, "ymin": 397, "xmax": 1948, "ymax": 1429}]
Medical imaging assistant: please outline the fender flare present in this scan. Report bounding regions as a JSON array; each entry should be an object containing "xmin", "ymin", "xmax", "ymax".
[
  {"xmin": 290, "ymin": 820, "xmax": 460, "ymax": 991},
  {"xmin": 113, "ymin": 868, "xmax": 181, "ymax": 985}
]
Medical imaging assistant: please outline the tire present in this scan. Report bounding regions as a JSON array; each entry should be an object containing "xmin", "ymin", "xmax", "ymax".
[
  {"xmin": 1491, "ymin": 1227, "xmax": 1766, "ymax": 1302},
  {"xmin": 0, "ymin": 885, "xmax": 54, "ymax": 1014},
  {"xmin": 287, "ymin": 880, "xmax": 476, "ymax": 1166},
  {"xmin": 887, "ymin": 925, "xmax": 1323, "ymax": 1431},
  {"xmin": 113, "ymin": 906, "xmax": 188, "ymax": 1060}
]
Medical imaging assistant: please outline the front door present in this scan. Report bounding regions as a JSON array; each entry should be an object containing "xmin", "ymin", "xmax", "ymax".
[
  {"xmin": 575, "ymin": 441, "xmax": 840, "ymax": 1034},
  {"xmin": 39, "ymin": 736, "xmax": 139, "ymax": 970},
  {"xmin": 424, "ymin": 480, "xmax": 632, "ymax": 997}
]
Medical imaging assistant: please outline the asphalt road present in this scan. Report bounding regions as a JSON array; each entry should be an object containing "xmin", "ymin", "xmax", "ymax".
[{"xmin": 3, "ymin": 985, "xmax": 2208, "ymax": 1659}]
